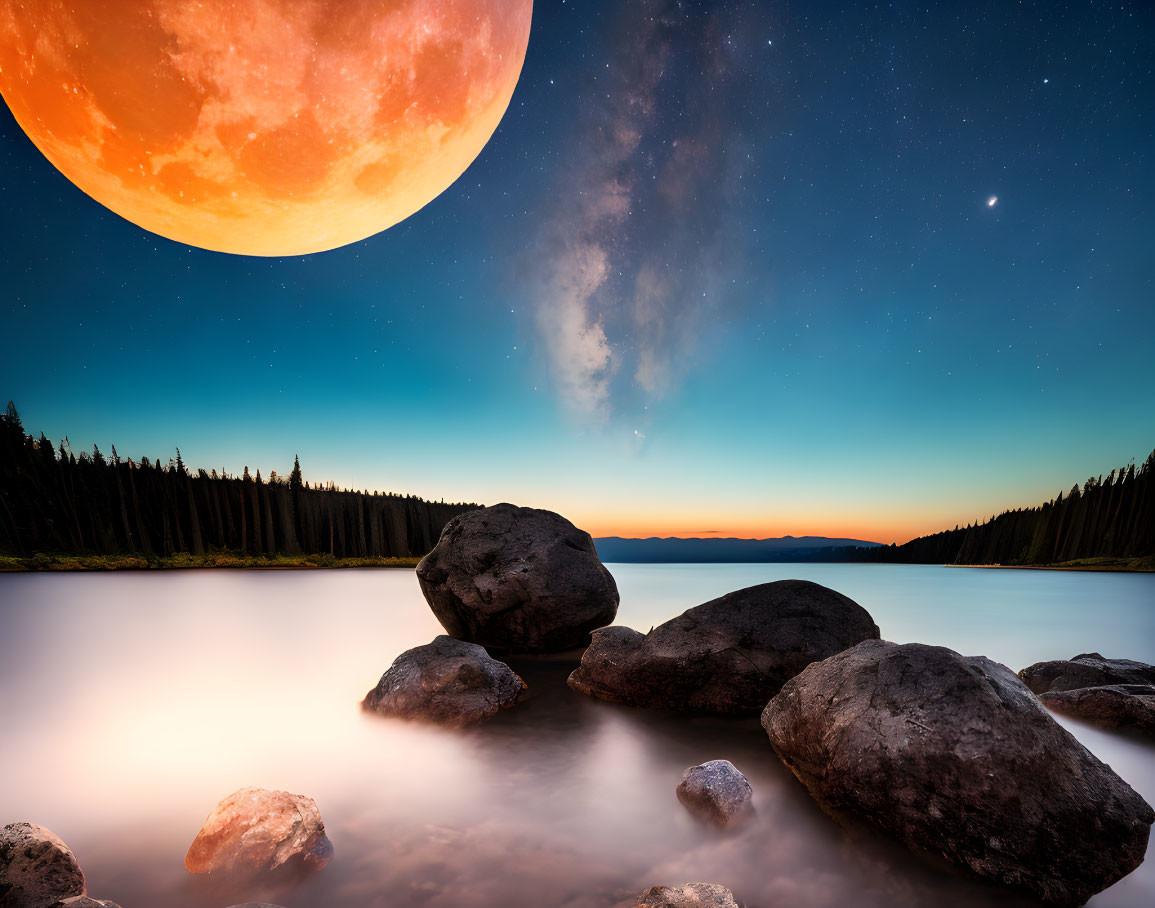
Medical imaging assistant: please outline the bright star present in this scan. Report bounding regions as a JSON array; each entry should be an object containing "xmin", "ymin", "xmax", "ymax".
[{"xmin": 987, "ymin": 196, "xmax": 998, "ymax": 207}]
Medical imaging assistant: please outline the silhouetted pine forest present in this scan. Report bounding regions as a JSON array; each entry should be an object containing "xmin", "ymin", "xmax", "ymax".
[
  {"xmin": 817, "ymin": 449, "xmax": 1155, "ymax": 566},
  {"xmin": 0, "ymin": 402, "xmax": 475, "ymax": 560}
]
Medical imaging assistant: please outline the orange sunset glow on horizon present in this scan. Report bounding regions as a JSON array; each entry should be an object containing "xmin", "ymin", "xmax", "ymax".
[{"xmin": 0, "ymin": 0, "xmax": 533, "ymax": 256}]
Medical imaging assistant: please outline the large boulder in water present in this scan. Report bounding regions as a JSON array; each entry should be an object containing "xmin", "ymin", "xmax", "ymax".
[
  {"xmin": 1019, "ymin": 652, "xmax": 1155, "ymax": 693},
  {"xmin": 567, "ymin": 580, "xmax": 879, "ymax": 714},
  {"xmin": 416, "ymin": 503, "xmax": 619, "ymax": 653},
  {"xmin": 762, "ymin": 640, "xmax": 1154, "ymax": 906},
  {"xmin": 362, "ymin": 635, "xmax": 525, "ymax": 726},
  {"xmin": 1040, "ymin": 684, "xmax": 1155, "ymax": 735},
  {"xmin": 0, "ymin": 823, "xmax": 85, "ymax": 907},
  {"xmin": 635, "ymin": 883, "xmax": 738, "ymax": 907},
  {"xmin": 185, "ymin": 787, "xmax": 333, "ymax": 878}
]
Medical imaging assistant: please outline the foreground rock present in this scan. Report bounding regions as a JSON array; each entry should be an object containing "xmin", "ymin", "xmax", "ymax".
[
  {"xmin": 568, "ymin": 580, "xmax": 879, "ymax": 714},
  {"xmin": 362, "ymin": 635, "xmax": 525, "ymax": 726},
  {"xmin": 416, "ymin": 503, "xmax": 619, "ymax": 653},
  {"xmin": 185, "ymin": 788, "xmax": 333, "ymax": 878},
  {"xmin": 0, "ymin": 823, "xmax": 85, "ymax": 907},
  {"xmin": 54, "ymin": 900, "xmax": 121, "ymax": 908},
  {"xmin": 762, "ymin": 640, "xmax": 1154, "ymax": 906},
  {"xmin": 636, "ymin": 883, "xmax": 738, "ymax": 907},
  {"xmin": 676, "ymin": 761, "xmax": 753, "ymax": 827},
  {"xmin": 1019, "ymin": 652, "xmax": 1155, "ymax": 693},
  {"xmin": 1040, "ymin": 684, "xmax": 1155, "ymax": 734}
]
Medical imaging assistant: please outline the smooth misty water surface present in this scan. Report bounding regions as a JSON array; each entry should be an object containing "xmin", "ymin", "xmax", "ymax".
[{"xmin": 1, "ymin": 564, "xmax": 1153, "ymax": 908}]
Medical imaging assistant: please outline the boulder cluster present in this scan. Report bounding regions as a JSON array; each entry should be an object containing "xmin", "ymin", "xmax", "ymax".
[
  {"xmin": 1019, "ymin": 652, "xmax": 1155, "ymax": 735},
  {"xmin": 5, "ymin": 502, "xmax": 1152, "ymax": 907}
]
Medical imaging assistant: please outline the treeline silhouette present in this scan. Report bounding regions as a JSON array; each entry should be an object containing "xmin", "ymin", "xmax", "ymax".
[
  {"xmin": 815, "ymin": 449, "xmax": 1155, "ymax": 566},
  {"xmin": 0, "ymin": 402, "xmax": 475, "ymax": 560}
]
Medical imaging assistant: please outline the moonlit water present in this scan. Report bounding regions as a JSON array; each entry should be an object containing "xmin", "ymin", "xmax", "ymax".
[{"xmin": 0, "ymin": 564, "xmax": 1152, "ymax": 908}]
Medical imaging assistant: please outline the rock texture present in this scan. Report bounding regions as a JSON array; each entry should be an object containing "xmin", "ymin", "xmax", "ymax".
[
  {"xmin": 0, "ymin": 823, "xmax": 85, "ymax": 908},
  {"xmin": 762, "ymin": 640, "xmax": 1154, "ymax": 906},
  {"xmin": 1040, "ymin": 684, "xmax": 1155, "ymax": 734},
  {"xmin": 362, "ymin": 635, "xmax": 525, "ymax": 726},
  {"xmin": 416, "ymin": 503, "xmax": 619, "ymax": 653},
  {"xmin": 185, "ymin": 787, "xmax": 333, "ymax": 878},
  {"xmin": 675, "ymin": 761, "xmax": 753, "ymax": 827},
  {"xmin": 1019, "ymin": 652, "xmax": 1155, "ymax": 693},
  {"xmin": 53, "ymin": 900, "xmax": 121, "ymax": 908},
  {"xmin": 568, "ymin": 580, "xmax": 880, "ymax": 714},
  {"xmin": 636, "ymin": 883, "xmax": 738, "ymax": 907}
]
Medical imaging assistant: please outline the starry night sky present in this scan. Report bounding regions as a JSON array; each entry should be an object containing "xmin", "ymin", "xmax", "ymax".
[{"xmin": 2, "ymin": 0, "xmax": 1153, "ymax": 542}]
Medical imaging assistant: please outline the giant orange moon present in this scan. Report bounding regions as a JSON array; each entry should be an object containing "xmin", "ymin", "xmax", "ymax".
[{"xmin": 0, "ymin": 0, "xmax": 533, "ymax": 256}]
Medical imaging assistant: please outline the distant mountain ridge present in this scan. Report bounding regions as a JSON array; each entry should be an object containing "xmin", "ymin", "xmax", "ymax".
[{"xmin": 594, "ymin": 535, "xmax": 883, "ymax": 563}]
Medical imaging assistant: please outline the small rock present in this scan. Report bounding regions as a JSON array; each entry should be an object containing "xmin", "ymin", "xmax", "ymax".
[
  {"xmin": 676, "ymin": 761, "xmax": 753, "ymax": 827},
  {"xmin": 636, "ymin": 883, "xmax": 738, "ymax": 907},
  {"xmin": 185, "ymin": 787, "xmax": 333, "ymax": 878},
  {"xmin": 1019, "ymin": 652, "xmax": 1155, "ymax": 693},
  {"xmin": 416, "ymin": 503, "xmax": 619, "ymax": 653},
  {"xmin": 568, "ymin": 580, "xmax": 880, "ymax": 714},
  {"xmin": 762, "ymin": 640, "xmax": 1154, "ymax": 906},
  {"xmin": 0, "ymin": 823, "xmax": 85, "ymax": 907},
  {"xmin": 362, "ymin": 635, "xmax": 525, "ymax": 726},
  {"xmin": 1040, "ymin": 684, "xmax": 1155, "ymax": 734}
]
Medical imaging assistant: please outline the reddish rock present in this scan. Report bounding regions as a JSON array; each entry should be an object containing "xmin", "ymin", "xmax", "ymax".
[
  {"xmin": 636, "ymin": 883, "xmax": 738, "ymax": 907},
  {"xmin": 185, "ymin": 787, "xmax": 333, "ymax": 878}
]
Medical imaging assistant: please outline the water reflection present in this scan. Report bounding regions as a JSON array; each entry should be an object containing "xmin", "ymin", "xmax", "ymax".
[{"xmin": 0, "ymin": 566, "xmax": 1152, "ymax": 907}]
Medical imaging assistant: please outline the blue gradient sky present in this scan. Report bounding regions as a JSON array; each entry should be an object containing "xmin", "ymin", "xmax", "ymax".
[{"xmin": 2, "ymin": 1, "xmax": 1153, "ymax": 542}]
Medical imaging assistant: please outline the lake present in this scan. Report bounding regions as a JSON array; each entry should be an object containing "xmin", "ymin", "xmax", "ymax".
[{"xmin": 1, "ymin": 563, "xmax": 1153, "ymax": 907}]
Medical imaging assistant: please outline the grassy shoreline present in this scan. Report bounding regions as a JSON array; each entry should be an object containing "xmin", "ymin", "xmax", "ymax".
[
  {"xmin": 3, "ymin": 553, "xmax": 1151, "ymax": 573},
  {"xmin": 0, "ymin": 552, "xmax": 420, "ymax": 572},
  {"xmin": 947, "ymin": 557, "xmax": 1154, "ymax": 573}
]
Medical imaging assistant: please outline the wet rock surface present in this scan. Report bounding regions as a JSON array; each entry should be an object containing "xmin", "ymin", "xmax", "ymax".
[
  {"xmin": 568, "ymin": 580, "xmax": 880, "ymax": 714},
  {"xmin": 1040, "ymin": 683, "xmax": 1155, "ymax": 734},
  {"xmin": 675, "ymin": 761, "xmax": 753, "ymax": 828},
  {"xmin": 416, "ymin": 503, "xmax": 619, "ymax": 653},
  {"xmin": 185, "ymin": 788, "xmax": 333, "ymax": 878},
  {"xmin": 1019, "ymin": 652, "xmax": 1155, "ymax": 693},
  {"xmin": 635, "ymin": 883, "xmax": 739, "ymax": 907},
  {"xmin": 0, "ymin": 823, "xmax": 85, "ymax": 908},
  {"xmin": 762, "ymin": 639, "xmax": 1155, "ymax": 906},
  {"xmin": 362, "ymin": 634, "xmax": 525, "ymax": 726}
]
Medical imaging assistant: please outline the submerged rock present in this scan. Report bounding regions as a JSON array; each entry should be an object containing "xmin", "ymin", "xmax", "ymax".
[
  {"xmin": 568, "ymin": 580, "xmax": 880, "ymax": 714},
  {"xmin": 416, "ymin": 503, "xmax": 619, "ymax": 653},
  {"xmin": 636, "ymin": 883, "xmax": 738, "ymax": 907},
  {"xmin": 1019, "ymin": 652, "xmax": 1155, "ymax": 693},
  {"xmin": 675, "ymin": 761, "xmax": 753, "ymax": 827},
  {"xmin": 1040, "ymin": 684, "xmax": 1155, "ymax": 734},
  {"xmin": 0, "ymin": 823, "xmax": 85, "ymax": 908},
  {"xmin": 762, "ymin": 640, "xmax": 1154, "ymax": 906},
  {"xmin": 185, "ymin": 787, "xmax": 333, "ymax": 878},
  {"xmin": 362, "ymin": 635, "xmax": 525, "ymax": 726}
]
